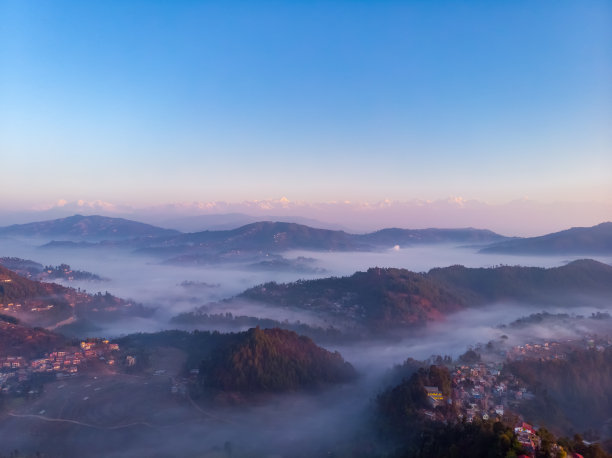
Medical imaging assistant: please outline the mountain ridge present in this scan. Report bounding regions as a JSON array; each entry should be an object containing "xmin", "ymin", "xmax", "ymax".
[
  {"xmin": 0, "ymin": 214, "xmax": 180, "ymax": 241},
  {"xmin": 188, "ymin": 259, "xmax": 612, "ymax": 336},
  {"xmin": 480, "ymin": 222, "xmax": 612, "ymax": 255},
  {"xmin": 7, "ymin": 214, "xmax": 612, "ymax": 259}
]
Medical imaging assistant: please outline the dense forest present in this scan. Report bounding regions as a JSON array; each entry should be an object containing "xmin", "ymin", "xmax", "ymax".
[
  {"xmin": 506, "ymin": 347, "xmax": 612, "ymax": 439},
  {"xmin": 377, "ymin": 365, "xmax": 454, "ymax": 432},
  {"xmin": 199, "ymin": 327, "xmax": 357, "ymax": 392},
  {"xmin": 0, "ymin": 266, "xmax": 70, "ymax": 306},
  {"xmin": 0, "ymin": 319, "xmax": 65, "ymax": 359},
  {"xmin": 117, "ymin": 327, "xmax": 357, "ymax": 394},
  {"xmin": 240, "ymin": 267, "xmax": 465, "ymax": 333},
  {"xmin": 427, "ymin": 259, "xmax": 612, "ymax": 304},
  {"xmin": 232, "ymin": 260, "xmax": 612, "ymax": 335}
]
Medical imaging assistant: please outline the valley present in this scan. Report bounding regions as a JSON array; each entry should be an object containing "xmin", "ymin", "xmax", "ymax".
[{"xmin": 0, "ymin": 216, "xmax": 611, "ymax": 457}]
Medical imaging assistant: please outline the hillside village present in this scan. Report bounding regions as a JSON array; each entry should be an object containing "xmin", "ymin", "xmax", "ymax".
[
  {"xmin": 418, "ymin": 335, "xmax": 612, "ymax": 455},
  {"xmin": 0, "ymin": 258, "xmax": 105, "ymax": 283},
  {"xmin": 0, "ymin": 318, "xmax": 610, "ymax": 458},
  {"xmin": 0, "ymin": 339, "xmax": 121, "ymax": 396}
]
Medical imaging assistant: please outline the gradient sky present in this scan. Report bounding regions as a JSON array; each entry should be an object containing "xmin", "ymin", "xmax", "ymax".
[{"xmin": 1, "ymin": 0, "xmax": 611, "ymax": 209}]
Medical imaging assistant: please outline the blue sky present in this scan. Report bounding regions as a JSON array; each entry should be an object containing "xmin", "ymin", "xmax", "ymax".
[{"xmin": 1, "ymin": 0, "xmax": 611, "ymax": 209}]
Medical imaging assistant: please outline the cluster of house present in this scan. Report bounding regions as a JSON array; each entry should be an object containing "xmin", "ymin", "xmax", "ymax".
[
  {"xmin": 0, "ymin": 356, "xmax": 27, "ymax": 370},
  {"xmin": 420, "ymin": 368, "xmax": 574, "ymax": 457},
  {"xmin": 1, "ymin": 302, "xmax": 57, "ymax": 313},
  {"xmin": 514, "ymin": 422, "xmax": 541, "ymax": 454},
  {"xmin": 31, "ymin": 350, "xmax": 81, "ymax": 375},
  {"xmin": 0, "ymin": 302, "xmax": 22, "ymax": 312},
  {"xmin": 417, "ymin": 337, "xmax": 612, "ymax": 456},
  {"xmin": 507, "ymin": 341, "xmax": 565, "ymax": 361},
  {"xmin": 507, "ymin": 336, "xmax": 611, "ymax": 362},
  {"xmin": 448, "ymin": 362, "xmax": 530, "ymax": 423},
  {"xmin": 0, "ymin": 339, "xmax": 121, "ymax": 394},
  {"xmin": 77, "ymin": 339, "xmax": 120, "ymax": 367},
  {"xmin": 512, "ymin": 422, "xmax": 571, "ymax": 457}
]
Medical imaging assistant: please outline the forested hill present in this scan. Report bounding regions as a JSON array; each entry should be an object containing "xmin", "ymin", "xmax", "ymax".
[
  {"xmin": 199, "ymin": 327, "xmax": 357, "ymax": 392},
  {"xmin": 361, "ymin": 227, "xmax": 506, "ymax": 246},
  {"xmin": 0, "ymin": 265, "xmax": 152, "ymax": 327},
  {"xmin": 240, "ymin": 268, "xmax": 466, "ymax": 333},
  {"xmin": 0, "ymin": 317, "xmax": 65, "ymax": 358},
  {"xmin": 228, "ymin": 260, "xmax": 612, "ymax": 334},
  {"xmin": 480, "ymin": 221, "xmax": 612, "ymax": 255},
  {"xmin": 0, "ymin": 265, "xmax": 69, "ymax": 304},
  {"xmin": 506, "ymin": 346, "xmax": 612, "ymax": 438},
  {"xmin": 427, "ymin": 259, "xmax": 612, "ymax": 303}
]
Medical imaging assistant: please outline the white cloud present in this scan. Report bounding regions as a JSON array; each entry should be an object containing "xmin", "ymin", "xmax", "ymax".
[{"xmin": 16, "ymin": 197, "xmax": 612, "ymax": 237}]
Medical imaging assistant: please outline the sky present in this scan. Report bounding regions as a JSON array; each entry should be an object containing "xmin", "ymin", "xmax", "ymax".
[{"xmin": 1, "ymin": 1, "xmax": 611, "ymax": 228}]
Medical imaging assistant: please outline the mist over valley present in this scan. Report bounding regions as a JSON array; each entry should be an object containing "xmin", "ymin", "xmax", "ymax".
[
  {"xmin": 1, "ymin": 216, "xmax": 611, "ymax": 456},
  {"xmin": 3, "ymin": 2, "xmax": 611, "ymax": 454}
]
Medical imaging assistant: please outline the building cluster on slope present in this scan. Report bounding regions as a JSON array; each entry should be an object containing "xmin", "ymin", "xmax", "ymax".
[
  {"xmin": 1, "ymin": 300, "xmax": 64, "ymax": 313},
  {"xmin": 0, "ymin": 302, "xmax": 24, "ymax": 312},
  {"xmin": 416, "ymin": 335, "xmax": 612, "ymax": 457},
  {"xmin": 507, "ymin": 335, "xmax": 611, "ymax": 361},
  {"xmin": 0, "ymin": 339, "xmax": 120, "ymax": 395},
  {"xmin": 444, "ymin": 336, "xmax": 612, "ymax": 424},
  {"xmin": 514, "ymin": 422, "xmax": 542, "ymax": 455},
  {"xmin": 450, "ymin": 362, "xmax": 529, "ymax": 423}
]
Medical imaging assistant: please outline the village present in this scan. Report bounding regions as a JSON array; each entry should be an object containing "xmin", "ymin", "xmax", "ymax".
[
  {"xmin": 0, "ymin": 302, "xmax": 57, "ymax": 313},
  {"xmin": 0, "ymin": 339, "xmax": 121, "ymax": 396},
  {"xmin": 420, "ymin": 335, "xmax": 612, "ymax": 455}
]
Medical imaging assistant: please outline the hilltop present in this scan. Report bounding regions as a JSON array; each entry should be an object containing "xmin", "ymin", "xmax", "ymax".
[{"xmin": 199, "ymin": 327, "xmax": 357, "ymax": 393}]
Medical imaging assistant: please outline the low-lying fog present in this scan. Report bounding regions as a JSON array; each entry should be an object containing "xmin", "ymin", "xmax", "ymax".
[
  {"xmin": 335, "ymin": 303, "xmax": 612, "ymax": 375},
  {"xmin": 1, "ymin": 237, "xmax": 611, "ymax": 338},
  {"xmin": 2, "ymin": 237, "xmax": 612, "ymax": 456}
]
